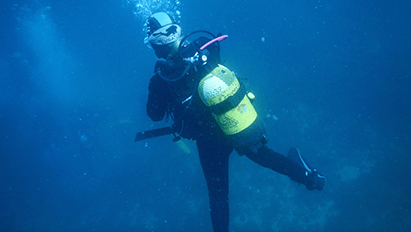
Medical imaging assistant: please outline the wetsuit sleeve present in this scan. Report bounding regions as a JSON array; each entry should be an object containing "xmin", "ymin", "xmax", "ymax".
[{"xmin": 146, "ymin": 74, "xmax": 170, "ymax": 122}]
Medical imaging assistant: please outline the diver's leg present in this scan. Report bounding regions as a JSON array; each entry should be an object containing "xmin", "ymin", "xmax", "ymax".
[
  {"xmin": 244, "ymin": 145, "xmax": 325, "ymax": 191},
  {"xmin": 197, "ymin": 136, "xmax": 233, "ymax": 232}
]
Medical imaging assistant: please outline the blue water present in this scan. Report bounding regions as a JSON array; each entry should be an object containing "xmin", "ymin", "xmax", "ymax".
[{"xmin": 1, "ymin": 0, "xmax": 410, "ymax": 231}]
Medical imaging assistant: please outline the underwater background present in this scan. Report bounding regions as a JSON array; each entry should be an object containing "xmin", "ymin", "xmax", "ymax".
[{"xmin": 1, "ymin": 0, "xmax": 410, "ymax": 231}]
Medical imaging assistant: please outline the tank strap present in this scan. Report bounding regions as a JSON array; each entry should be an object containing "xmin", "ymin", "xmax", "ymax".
[{"xmin": 210, "ymin": 83, "xmax": 248, "ymax": 115}]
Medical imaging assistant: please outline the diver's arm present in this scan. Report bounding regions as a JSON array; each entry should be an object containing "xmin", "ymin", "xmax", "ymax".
[{"xmin": 146, "ymin": 74, "xmax": 169, "ymax": 121}]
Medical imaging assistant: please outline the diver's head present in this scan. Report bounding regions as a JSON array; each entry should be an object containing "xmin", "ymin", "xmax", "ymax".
[{"xmin": 145, "ymin": 12, "xmax": 182, "ymax": 59}]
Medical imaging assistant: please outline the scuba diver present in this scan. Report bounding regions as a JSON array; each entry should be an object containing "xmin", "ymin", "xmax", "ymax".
[{"xmin": 139, "ymin": 12, "xmax": 326, "ymax": 232}]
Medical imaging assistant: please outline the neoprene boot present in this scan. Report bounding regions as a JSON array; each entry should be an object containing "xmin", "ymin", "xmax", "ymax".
[{"xmin": 287, "ymin": 147, "xmax": 326, "ymax": 191}]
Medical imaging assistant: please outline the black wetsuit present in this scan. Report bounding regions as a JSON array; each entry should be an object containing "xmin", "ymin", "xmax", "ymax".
[{"xmin": 146, "ymin": 37, "xmax": 313, "ymax": 232}]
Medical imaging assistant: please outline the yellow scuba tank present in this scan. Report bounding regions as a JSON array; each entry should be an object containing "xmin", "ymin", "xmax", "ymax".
[{"xmin": 198, "ymin": 65, "xmax": 265, "ymax": 148}]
